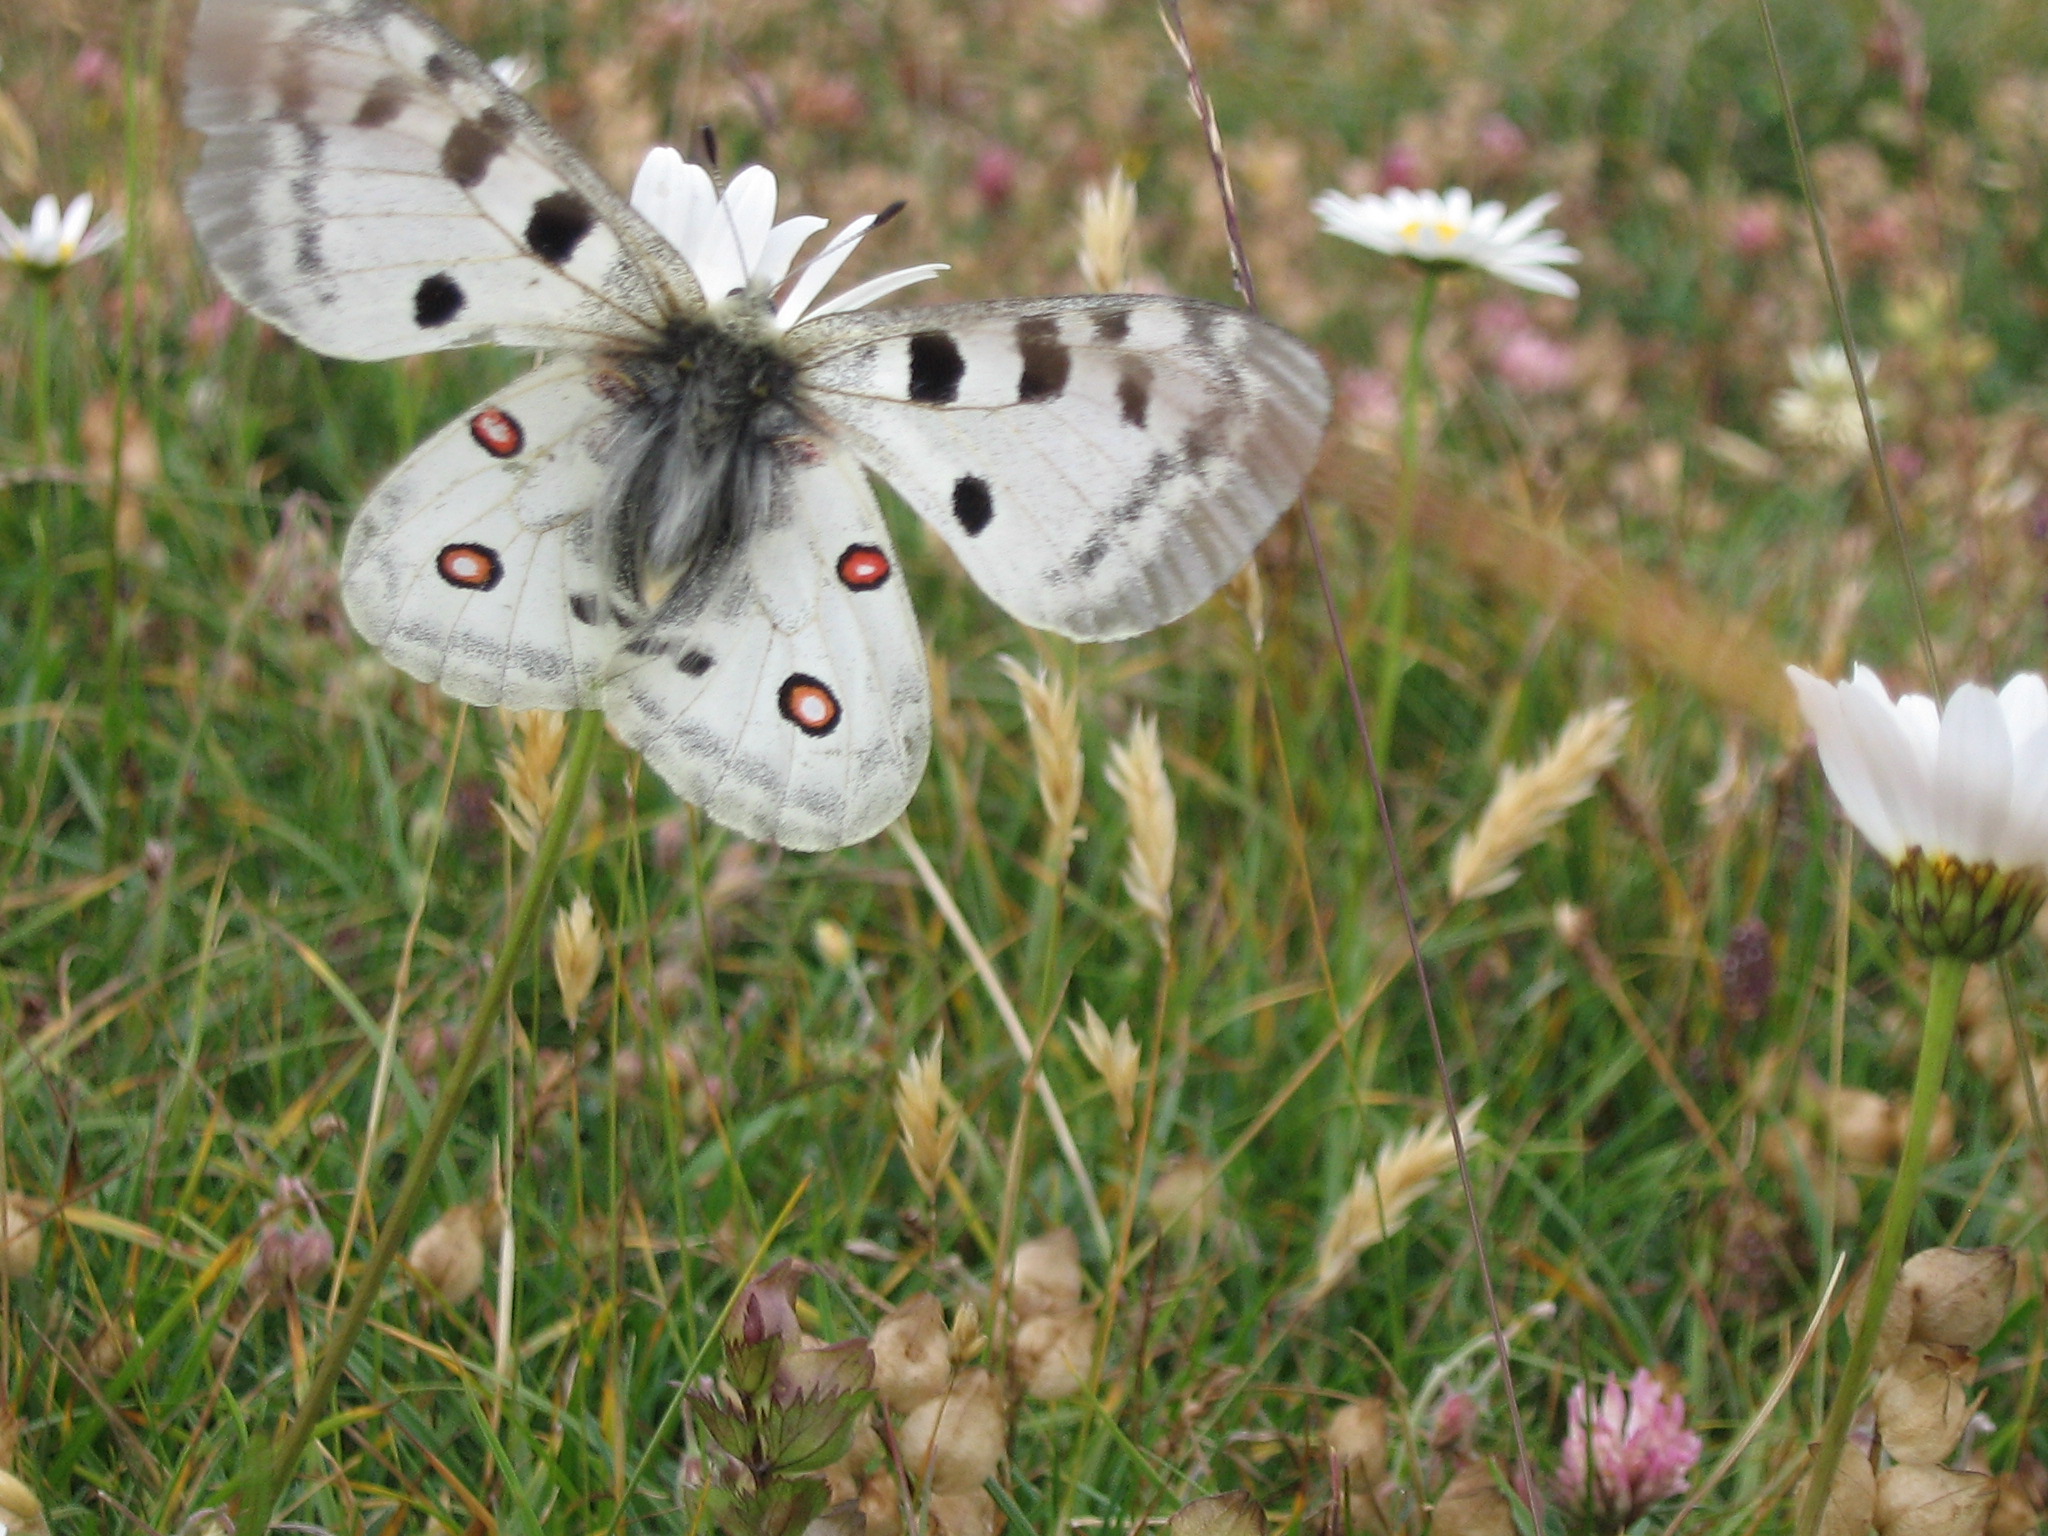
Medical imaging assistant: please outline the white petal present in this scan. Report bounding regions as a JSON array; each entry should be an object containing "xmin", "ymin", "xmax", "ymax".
[
  {"xmin": 1491, "ymin": 263, "xmax": 1579, "ymax": 297},
  {"xmin": 1789, "ymin": 667, "xmax": 1905, "ymax": 859},
  {"xmin": 775, "ymin": 213, "xmax": 875, "ymax": 328},
  {"xmin": 719, "ymin": 165, "xmax": 780, "ymax": 286},
  {"xmin": 800, "ymin": 262, "xmax": 947, "ymax": 320},
  {"xmin": 58, "ymin": 193, "xmax": 94, "ymax": 253},
  {"xmin": 1494, "ymin": 192, "xmax": 1561, "ymax": 245},
  {"xmin": 1444, "ymin": 187, "xmax": 1472, "ymax": 224},
  {"xmin": 2002, "ymin": 719, "xmax": 2048, "ymax": 869},
  {"xmin": 1467, "ymin": 198, "xmax": 1508, "ymax": 240},
  {"xmin": 1932, "ymin": 683, "xmax": 2013, "ymax": 863},
  {"xmin": 1836, "ymin": 670, "xmax": 1937, "ymax": 855},
  {"xmin": 754, "ymin": 213, "xmax": 827, "ymax": 292},
  {"xmin": 630, "ymin": 148, "xmax": 705, "ymax": 254},
  {"xmin": 1896, "ymin": 692, "xmax": 1941, "ymax": 782},
  {"xmin": 1999, "ymin": 673, "xmax": 2048, "ymax": 746}
]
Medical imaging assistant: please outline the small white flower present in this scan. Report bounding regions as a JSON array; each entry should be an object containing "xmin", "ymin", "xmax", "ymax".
[
  {"xmin": 488, "ymin": 55, "xmax": 538, "ymax": 92},
  {"xmin": 1788, "ymin": 664, "xmax": 2048, "ymax": 957},
  {"xmin": 1, "ymin": 191, "xmax": 123, "ymax": 276},
  {"xmin": 628, "ymin": 151, "xmax": 946, "ymax": 331},
  {"xmin": 1312, "ymin": 185, "xmax": 1579, "ymax": 296},
  {"xmin": 1771, "ymin": 344, "xmax": 1878, "ymax": 459}
]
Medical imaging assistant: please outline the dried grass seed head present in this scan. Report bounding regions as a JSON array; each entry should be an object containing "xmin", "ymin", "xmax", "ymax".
[
  {"xmin": 494, "ymin": 708, "xmax": 567, "ymax": 851},
  {"xmin": 551, "ymin": 890, "xmax": 603, "ymax": 1026},
  {"xmin": 894, "ymin": 1041, "xmax": 961, "ymax": 1201},
  {"xmin": 1068, "ymin": 1001, "xmax": 1141, "ymax": 1134},
  {"xmin": 1309, "ymin": 1102, "xmax": 1483, "ymax": 1300},
  {"xmin": 1448, "ymin": 698, "xmax": 1632, "ymax": 903},
  {"xmin": 1076, "ymin": 167, "xmax": 1137, "ymax": 293},
  {"xmin": 996, "ymin": 654, "xmax": 1084, "ymax": 861},
  {"xmin": 1105, "ymin": 712, "xmax": 1177, "ymax": 940}
]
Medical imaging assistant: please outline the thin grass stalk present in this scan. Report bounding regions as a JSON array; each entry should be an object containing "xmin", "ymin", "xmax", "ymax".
[
  {"xmin": 1155, "ymin": 0, "xmax": 1539, "ymax": 1514},
  {"xmin": 1755, "ymin": 0, "xmax": 1935, "ymax": 693},
  {"xmin": 240, "ymin": 707, "xmax": 607, "ymax": 1532},
  {"xmin": 888, "ymin": 820, "xmax": 1111, "ymax": 1256},
  {"xmin": 1373, "ymin": 268, "xmax": 1440, "ymax": 753},
  {"xmin": 1794, "ymin": 954, "xmax": 1969, "ymax": 1536},
  {"xmin": 26, "ymin": 283, "xmax": 57, "ymax": 673}
]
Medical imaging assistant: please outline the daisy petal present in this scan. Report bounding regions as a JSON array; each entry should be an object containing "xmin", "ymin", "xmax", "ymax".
[{"xmin": 1932, "ymin": 683, "xmax": 2012, "ymax": 864}]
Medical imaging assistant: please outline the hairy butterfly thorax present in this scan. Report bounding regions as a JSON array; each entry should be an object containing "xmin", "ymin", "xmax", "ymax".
[{"xmin": 183, "ymin": 0, "xmax": 1332, "ymax": 849}]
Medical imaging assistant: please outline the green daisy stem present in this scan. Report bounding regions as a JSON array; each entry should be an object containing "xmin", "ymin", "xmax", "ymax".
[
  {"xmin": 1795, "ymin": 950, "xmax": 1969, "ymax": 1536},
  {"xmin": 239, "ymin": 708, "xmax": 607, "ymax": 1533},
  {"xmin": 26, "ymin": 280, "xmax": 57, "ymax": 669},
  {"xmin": 1372, "ymin": 266, "xmax": 1439, "ymax": 755}
]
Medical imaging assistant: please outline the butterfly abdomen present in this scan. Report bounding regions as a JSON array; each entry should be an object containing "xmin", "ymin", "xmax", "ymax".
[{"xmin": 602, "ymin": 315, "xmax": 804, "ymax": 608}]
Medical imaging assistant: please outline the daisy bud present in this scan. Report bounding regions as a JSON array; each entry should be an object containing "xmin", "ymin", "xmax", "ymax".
[
  {"xmin": 1007, "ymin": 1227, "xmax": 1084, "ymax": 1321},
  {"xmin": 1324, "ymin": 1397, "xmax": 1391, "ymax": 1488},
  {"xmin": 896, "ymin": 1368, "xmax": 1007, "ymax": 1494},
  {"xmin": 1846, "ymin": 1264, "xmax": 1917, "ymax": 1373},
  {"xmin": 1800, "ymin": 1442, "xmax": 1877, "ymax": 1536},
  {"xmin": 930, "ymin": 1488, "xmax": 1002, "ymax": 1536},
  {"xmin": 550, "ymin": 891, "xmax": 602, "ymax": 1026},
  {"xmin": 1820, "ymin": 1085, "xmax": 1901, "ymax": 1165},
  {"xmin": 1875, "ymin": 1464, "xmax": 1998, "ymax": 1536},
  {"xmin": 1011, "ymin": 1307, "xmax": 1094, "ymax": 1400},
  {"xmin": 1903, "ymin": 1247, "xmax": 2015, "ymax": 1351},
  {"xmin": 871, "ymin": 1292, "xmax": 950, "ymax": 1412},
  {"xmin": 0, "ymin": 1191, "xmax": 48, "ymax": 1278},
  {"xmin": 0, "ymin": 1468, "xmax": 47, "ymax": 1535},
  {"xmin": 1169, "ymin": 1491, "xmax": 1269, "ymax": 1536},
  {"xmin": 1876, "ymin": 1344, "xmax": 1979, "ymax": 1465},
  {"xmin": 1433, "ymin": 1460, "xmax": 1516, "ymax": 1536},
  {"xmin": 407, "ymin": 1200, "xmax": 497, "ymax": 1305}
]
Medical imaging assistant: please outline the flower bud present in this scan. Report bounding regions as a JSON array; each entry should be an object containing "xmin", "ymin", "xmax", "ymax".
[
  {"xmin": 813, "ymin": 919, "xmax": 855, "ymax": 969},
  {"xmin": 1433, "ymin": 1390, "xmax": 1480, "ymax": 1452},
  {"xmin": 1802, "ymin": 1442, "xmax": 1876, "ymax": 1536},
  {"xmin": 871, "ymin": 1292, "xmax": 951, "ymax": 1412},
  {"xmin": 1903, "ymin": 1248, "xmax": 2015, "ymax": 1351},
  {"xmin": 0, "ymin": 1468, "xmax": 47, "ymax": 1534},
  {"xmin": 1011, "ymin": 1307, "xmax": 1094, "ymax": 1400},
  {"xmin": 1433, "ymin": 1460, "xmax": 1515, "ymax": 1536},
  {"xmin": 1875, "ymin": 1464, "xmax": 1998, "ymax": 1536},
  {"xmin": 1845, "ymin": 1266, "xmax": 1916, "ymax": 1373},
  {"xmin": 1324, "ymin": 1397, "xmax": 1390, "ymax": 1487},
  {"xmin": 408, "ymin": 1201, "xmax": 496, "ymax": 1305},
  {"xmin": 1007, "ymin": 1228, "xmax": 1083, "ymax": 1320},
  {"xmin": 732, "ymin": 1257, "xmax": 806, "ymax": 1346},
  {"xmin": 1875, "ymin": 1344, "xmax": 1978, "ymax": 1465},
  {"xmin": 896, "ymin": 1368, "xmax": 1006, "ymax": 1494},
  {"xmin": 1, "ymin": 1191, "xmax": 49, "ymax": 1278},
  {"xmin": 1168, "ymin": 1491, "xmax": 1269, "ymax": 1536}
]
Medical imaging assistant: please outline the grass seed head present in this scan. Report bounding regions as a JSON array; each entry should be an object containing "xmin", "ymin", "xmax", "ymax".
[
  {"xmin": 996, "ymin": 654, "xmax": 1084, "ymax": 866},
  {"xmin": 1105, "ymin": 712, "xmax": 1177, "ymax": 942},
  {"xmin": 1448, "ymin": 699, "xmax": 1631, "ymax": 903},
  {"xmin": 550, "ymin": 890, "xmax": 603, "ymax": 1026},
  {"xmin": 812, "ymin": 917, "xmax": 855, "ymax": 969},
  {"xmin": 1076, "ymin": 167, "xmax": 1137, "ymax": 293},
  {"xmin": 494, "ymin": 708, "xmax": 567, "ymax": 852},
  {"xmin": 893, "ymin": 1042, "xmax": 961, "ymax": 1201},
  {"xmin": 1068, "ymin": 1001, "xmax": 1140, "ymax": 1135},
  {"xmin": 1309, "ymin": 1103, "xmax": 1482, "ymax": 1300}
]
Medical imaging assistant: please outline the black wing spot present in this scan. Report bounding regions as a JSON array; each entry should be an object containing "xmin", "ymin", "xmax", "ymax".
[
  {"xmin": 952, "ymin": 476, "xmax": 993, "ymax": 536},
  {"xmin": 1092, "ymin": 305, "xmax": 1132, "ymax": 342},
  {"xmin": 442, "ymin": 109, "xmax": 514, "ymax": 188},
  {"xmin": 1016, "ymin": 316, "xmax": 1070, "ymax": 402},
  {"xmin": 569, "ymin": 594, "xmax": 599, "ymax": 625},
  {"xmin": 1075, "ymin": 534, "xmax": 1110, "ymax": 574},
  {"xmin": 423, "ymin": 53, "xmax": 455, "ymax": 84},
  {"xmin": 908, "ymin": 331, "xmax": 965, "ymax": 404},
  {"xmin": 353, "ymin": 76, "xmax": 409, "ymax": 127},
  {"xmin": 678, "ymin": 649, "xmax": 715, "ymax": 676},
  {"xmin": 414, "ymin": 272, "xmax": 465, "ymax": 328},
  {"xmin": 1117, "ymin": 358, "xmax": 1152, "ymax": 428},
  {"xmin": 295, "ymin": 222, "xmax": 323, "ymax": 276},
  {"xmin": 437, "ymin": 543, "xmax": 502, "ymax": 590},
  {"xmin": 779, "ymin": 674, "xmax": 841, "ymax": 736},
  {"xmin": 526, "ymin": 190, "xmax": 596, "ymax": 265}
]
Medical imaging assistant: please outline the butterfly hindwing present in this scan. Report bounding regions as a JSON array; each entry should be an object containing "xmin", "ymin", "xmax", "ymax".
[
  {"xmin": 601, "ymin": 438, "xmax": 931, "ymax": 851},
  {"xmin": 793, "ymin": 295, "xmax": 1330, "ymax": 641},
  {"xmin": 184, "ymin": 0, "xmax": 697, "ymax": 360},
  {"xmin": 340, "ymin": 357, "xmax": 635, "ymax": 709}
]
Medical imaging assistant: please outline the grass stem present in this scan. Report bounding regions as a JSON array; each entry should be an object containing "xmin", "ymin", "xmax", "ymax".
[{"xmin": 1373, "ymin": 267, "xmax": 1439, "ymax": 753}]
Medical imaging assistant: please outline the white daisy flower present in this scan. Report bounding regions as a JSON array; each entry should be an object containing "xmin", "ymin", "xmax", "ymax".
[
  {"xmin": 1, "ymin": 191, "xmax": 123, "ymax": 277},
  {"xmin": 1771, "ymin": 344, "xmax": 1878, "ymax": 460},
  {"xmin": 1312, "ymin": 186, "xmax": 1580, "ymax": 297},
  {"xmin": 628, "ymin": 150, "xmax": 946, "ymax": 332},
  {"xmin": 1787, "ymin": 663, "xmax": 2048, "ymax": 958}
]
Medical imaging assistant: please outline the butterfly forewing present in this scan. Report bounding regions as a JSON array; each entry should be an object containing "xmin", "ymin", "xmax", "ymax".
[
  {"xmin": 185, "ymin": 0, "xmax": 697, "ymax": 360},
  {"xmin": 601, "ymin": 438, "xmax": 931, "ymax": 851},
  {"xmin": 794, "ymin": 296, "xmax": 1330, "ymax": 641},
  {"xmin": 340, "ymin": 358, "xmax": 635, "ymax": 708}
]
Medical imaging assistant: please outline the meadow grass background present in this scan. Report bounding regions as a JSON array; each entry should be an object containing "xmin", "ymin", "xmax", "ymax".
[{"xmin": 4, "ymin": 0, "xmax": 2048, "ymax": 1530}]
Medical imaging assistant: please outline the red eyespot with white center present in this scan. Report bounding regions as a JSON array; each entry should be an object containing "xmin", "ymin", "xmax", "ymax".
[
  {"xmin": 469, "ymin": 407, "xmax": 524, "ymax": 458},
  {"xmin": 437, "ymin": 543, "xmax": 504, "ymax": 590},
  {"xmin": 837, "ymin": 544, "xmax": 891, "ymax": 590},
  {"xmin": 779, "ymin": 674, "xmax": 841, "ymax": 737}
]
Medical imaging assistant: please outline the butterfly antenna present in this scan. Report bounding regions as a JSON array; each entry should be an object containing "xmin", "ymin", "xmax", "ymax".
[
  {"xmin": 774, "ymin": 198, "xmax": 910, "ymax": 298},
  {"xmin": 698, "ymin": 124, "xmax": 720, "ymax": 172}
]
